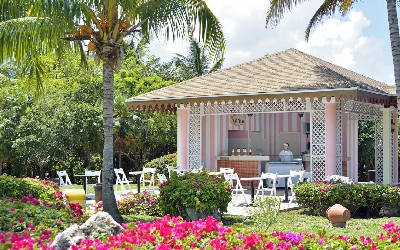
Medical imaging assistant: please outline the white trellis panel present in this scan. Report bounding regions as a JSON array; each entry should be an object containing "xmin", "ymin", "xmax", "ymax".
[
  {"xmin": 188, "ymin": 104, "xmax": 202, "ymax": 169},
  {"xmin": 344, "ymin": 101, "xmax": 383, "ymax": 116},
  {"xmin": 336, "ymin": 107, "xmax": 342, "ymax": 175},
  {"xmin": 348, "ymin": 113, "xmax": 377, "ymax": 120},
  {"xmin": 203, "ymin": 99, "xmax": 307, "ymax": 115},
  {"xmin": 310, "ymin": 100, "xmax": 326, "ymax": 182},
  {"xmin": 375, "ymin": 119, "xmax": 383, "ymax": 184}
]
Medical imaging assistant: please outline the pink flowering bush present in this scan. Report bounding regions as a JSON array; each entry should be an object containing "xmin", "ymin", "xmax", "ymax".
[
  {"xmin": 94, "ymin": 190, "xmax": 160, "ymax": 216},
  {"xmin": 294, "ymin": 181, "xmax": 400, "ymax": 216},
  {"xmin": 143, "ymin": 152, "xmax": 177, "ymax": 177},
  {"xmin": 159, "ymin": 169, "xmax": 231, "ymax": 220},
  {"xmin": 5, "ymin": 216, "xmax": 400, "ymax": 250},
  {"xmin": 0, "ymin": 175, "xmax": 63, "ymax": 202},
  {"xmin": 0, "ymin": 195, "xmax": 88, "ymax": 232}
]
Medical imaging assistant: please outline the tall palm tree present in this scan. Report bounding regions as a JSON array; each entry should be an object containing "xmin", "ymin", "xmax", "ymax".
[
  {"xmin": 173, "ymin": 39, "xmax": 223, "ymax": 80},
  {"xmin": 1, "ymin": 0, "xmax": 226, "ymax": 223},
  {"xmin": 266, "ymin": 0, "xmax": 400, "ymax": 112}
]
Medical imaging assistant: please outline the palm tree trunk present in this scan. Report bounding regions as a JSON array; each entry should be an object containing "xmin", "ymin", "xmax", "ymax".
[
  {"xmin": 102, "ymin": 58, "xmax": 123, "ymax": 224},
  {"xmin": 387, "ymin": 0, "xmax": 400, "ymax": 112}
]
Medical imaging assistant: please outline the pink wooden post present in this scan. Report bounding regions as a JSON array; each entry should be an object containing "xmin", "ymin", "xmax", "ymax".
[
  {"xmin": 177, "ymin": 107, "xmax": 188, "ymax": 169},
  {"xmin": 325, "ymin": 102, "xmax": 337, "ymax": 176}
]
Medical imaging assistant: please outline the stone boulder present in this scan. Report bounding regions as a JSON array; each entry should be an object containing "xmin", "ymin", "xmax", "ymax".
[
  {"xmin": 324, "ymin": 175, "xmax": 354, "ymax": 185},
  {"xmin": 186, "ymin": 207, "xmax": 222, "ymax": 222},
  {"xmin": 51, "ymin": 212, "xmax": 124, "ymax": 250}
]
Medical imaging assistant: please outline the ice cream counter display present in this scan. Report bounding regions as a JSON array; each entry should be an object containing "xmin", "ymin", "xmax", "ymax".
[{"xmin": 265, "ymin": 158, "xmax": 303, "ymax": 187}]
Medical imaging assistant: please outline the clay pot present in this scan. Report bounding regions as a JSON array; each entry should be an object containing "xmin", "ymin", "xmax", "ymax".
[
  {"xmin": 94, "ymin": 183, "xmax": 103, "ymax": 204},
  {"xmin": 326, "ymin": 204, "xmax": 350, "ymax": 228}
]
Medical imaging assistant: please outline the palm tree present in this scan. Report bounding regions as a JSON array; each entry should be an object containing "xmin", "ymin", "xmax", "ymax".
[
  {"xmin": 1, "ymin": 0, "xmax": 226, "ymax": 223},
  {"xmin": 265, "ymin": 0, "xmax": 400, "ymax": 112},
  {"xmin": 173, "ymin": 39, "xmax": 223, "ymax": 80}
]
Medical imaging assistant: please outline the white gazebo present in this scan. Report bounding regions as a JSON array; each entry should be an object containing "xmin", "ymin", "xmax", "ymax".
[{"xmin": 126, "ymin": 48, "xmax": 398, "ymax": 184}]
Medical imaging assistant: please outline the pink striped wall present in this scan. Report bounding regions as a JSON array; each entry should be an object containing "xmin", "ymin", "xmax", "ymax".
[{"xmin": 201, "ymin": 113, "xmax": 312, "ymax": 171}]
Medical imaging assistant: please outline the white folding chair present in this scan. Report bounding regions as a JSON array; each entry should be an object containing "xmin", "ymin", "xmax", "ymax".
[
  {"xmin": 56, "ymin": 171, "xmax": 76, "ymax": 190},
  {"xmin": 114, "ymin": 168, "xmax": 133, "ymax": 195},
  {"xmin": 288, "ymin": 170, "xmax": 305, "ymax": 203},
  {"xmin": 225, "ymin": 173, "xmax": 248, "ymax": 206},
  {"xmin": 167, "ymin": 165, "xmax": 178, "ymax": 178},
  {"xmin": 84, "ymin": 170, "xmax": 101, "ymax": 185},
  {"xmin": 301, "ymin": 171, "xmax": 312, "ymax": 182},
  {"xmin": 157, "ymin": 173, "xmax": 168, "ymax": 185},
  {"xmin": 256, "ymin": 173, "xmax": 277, "ymax": 198},
  {"xmin": 190, "ymin": 165, "xmax": 203, "ymax": 173},
  {"xmin": 140, "ymin": 168, "xmax": 156, "ymax": 193},
  {"xmin": 219, "ymin": 168, "xmax": 234, "ymax": 181}
]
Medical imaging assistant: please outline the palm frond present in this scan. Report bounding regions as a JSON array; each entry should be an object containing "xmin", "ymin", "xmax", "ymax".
[
  {"xmin": 209, "ymin": 58, "xmax": 223, "ymax": 74},
  {"xmin": 304, "ymin": 0, "xmax": 358, "ymax": 41},
  {"xmin": 130, "ymin": 0, "xmax": 225, "ymax": 63},
  {"xmin": 0, "ymin": 17, "xmax": 71, "ymax": 65},
  {"xmin": 266, "ymin": 0, "xmax": 309, "ymax": 28}
]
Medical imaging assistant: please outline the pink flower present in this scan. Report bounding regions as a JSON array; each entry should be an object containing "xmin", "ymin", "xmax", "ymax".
[
  {"xmin": 18, "ymin": 218, "xmax": 24, "ymax": 223},
  {"xmin": 10, "ymin": 208, "xmax": 15, "ymax": 212},
  {"xmin": 383, "ymin": 222, "xmax": 398, "ymax": 229}
]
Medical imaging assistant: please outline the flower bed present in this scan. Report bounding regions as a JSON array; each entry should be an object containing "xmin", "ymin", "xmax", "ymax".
[
  {"xmin": 94, "ymin": 190, "xmax": 160, "ymax": 216},
  {"xmin": 0, "ymin": 175, "xmax": 63, "ymax": 202},
  {"xmin": 0, "ymin": 195, "xmax": 87, "ymax": 233},
  {"xmin": 294, "ymin": 181, "xmax": 400, "ymax": 216},
  {"xmin": 3, "ymin": 215, "xmax": 400, "ymax": 250}
]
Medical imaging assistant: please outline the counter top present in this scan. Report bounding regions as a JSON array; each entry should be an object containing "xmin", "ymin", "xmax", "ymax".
[{"xmin": 215, "ymin": 155, "xmax": 270, "ymax": 161}]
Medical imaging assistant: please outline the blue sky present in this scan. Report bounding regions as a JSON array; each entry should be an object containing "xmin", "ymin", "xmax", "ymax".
[{"xmin": 148, "ymin": 0, "xmax": 397, "ymax": 85}]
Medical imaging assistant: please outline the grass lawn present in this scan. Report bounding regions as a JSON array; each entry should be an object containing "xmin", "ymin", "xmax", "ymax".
[
  {"xmin": 61, "ymin": 183, "xmax": 138, "ymax": 194},
  {"xmin": 123, "ymin": 209, "xmax": 400, "ymax": 239}
]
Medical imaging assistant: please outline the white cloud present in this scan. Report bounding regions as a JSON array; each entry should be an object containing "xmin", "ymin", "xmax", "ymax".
[
  {"xmin": 147, "ymin": 1, "xmax": 395, "ymax": 85},
  {"xmin": 296, "ymin": 10, "xmax": 393, "ymax": 84}
]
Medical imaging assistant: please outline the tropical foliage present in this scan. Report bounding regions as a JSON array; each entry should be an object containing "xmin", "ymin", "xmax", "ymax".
[
  {"xmin": 1, "ymin": 0, "xmax": 226, "ymax": 222},
  {"xmin": 173, "ymin": 39, "xmax": 224, "ymax": 80},
  {"xmin": 0, "ymin": 50, "xmax": 178, "ymax": 181}
]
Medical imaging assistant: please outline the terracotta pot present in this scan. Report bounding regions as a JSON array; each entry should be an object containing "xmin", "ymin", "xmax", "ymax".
[
  {"xmin": 94, "ymin": 183, "xmax": 102, "ymax": 203},
  {"xmin": 326, "ymin": 204, "xmax": 350, "ymax": 228}
]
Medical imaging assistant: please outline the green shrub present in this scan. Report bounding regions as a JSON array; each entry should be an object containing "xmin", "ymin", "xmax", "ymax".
[
  {"xmin": 294, "ymin": 181, "xmax": 399, "ymax": 216},
  {"xmin": 158, "ymin": 169, "xmax": 232, "ymax": 219},
  {"xmin": 0, "ymin": 175, "xmax": 63, "ymax": 202},
  {"xmin": 94, "ymin": 190, "xmax": 160, "ymax": 216},
  {"xmin": 143, "ymin": 152, "xmax": 177, "ymax": 177},
  {"xmin": 245, "ymin": 196, "xmax": 281, "ymax": 232}
]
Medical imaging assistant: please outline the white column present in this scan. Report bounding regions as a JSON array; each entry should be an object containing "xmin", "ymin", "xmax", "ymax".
[{"xmin": 382, "ymin": 108, "xmax": 392, "ymax": 184}]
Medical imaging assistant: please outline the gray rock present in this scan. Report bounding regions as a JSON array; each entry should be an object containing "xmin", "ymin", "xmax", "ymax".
[
  {"xmin": 51, "ymin": 212, "xmax": 124, "ymax": 250},
  {"xmin": 380, "ymin": 203, "xmax": 400, "ymax": 217},
  {"xmin": 324, "ymin": 175, "xmax": 354, "ymax": 184},
  {"xmin": 186, "ymin": 207, "xmax": 221, "ymax": 222}
]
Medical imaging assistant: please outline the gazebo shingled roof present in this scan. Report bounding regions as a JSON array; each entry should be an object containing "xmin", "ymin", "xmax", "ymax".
[{"xmin": 126, "ymin": 48, "xmax": 396, "ymax": 112}]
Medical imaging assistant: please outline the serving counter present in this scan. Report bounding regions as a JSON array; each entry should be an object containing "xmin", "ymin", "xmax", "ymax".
[{"xmin": 215, "ymin": 155, "xmax": 269, "ymax": 186}]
